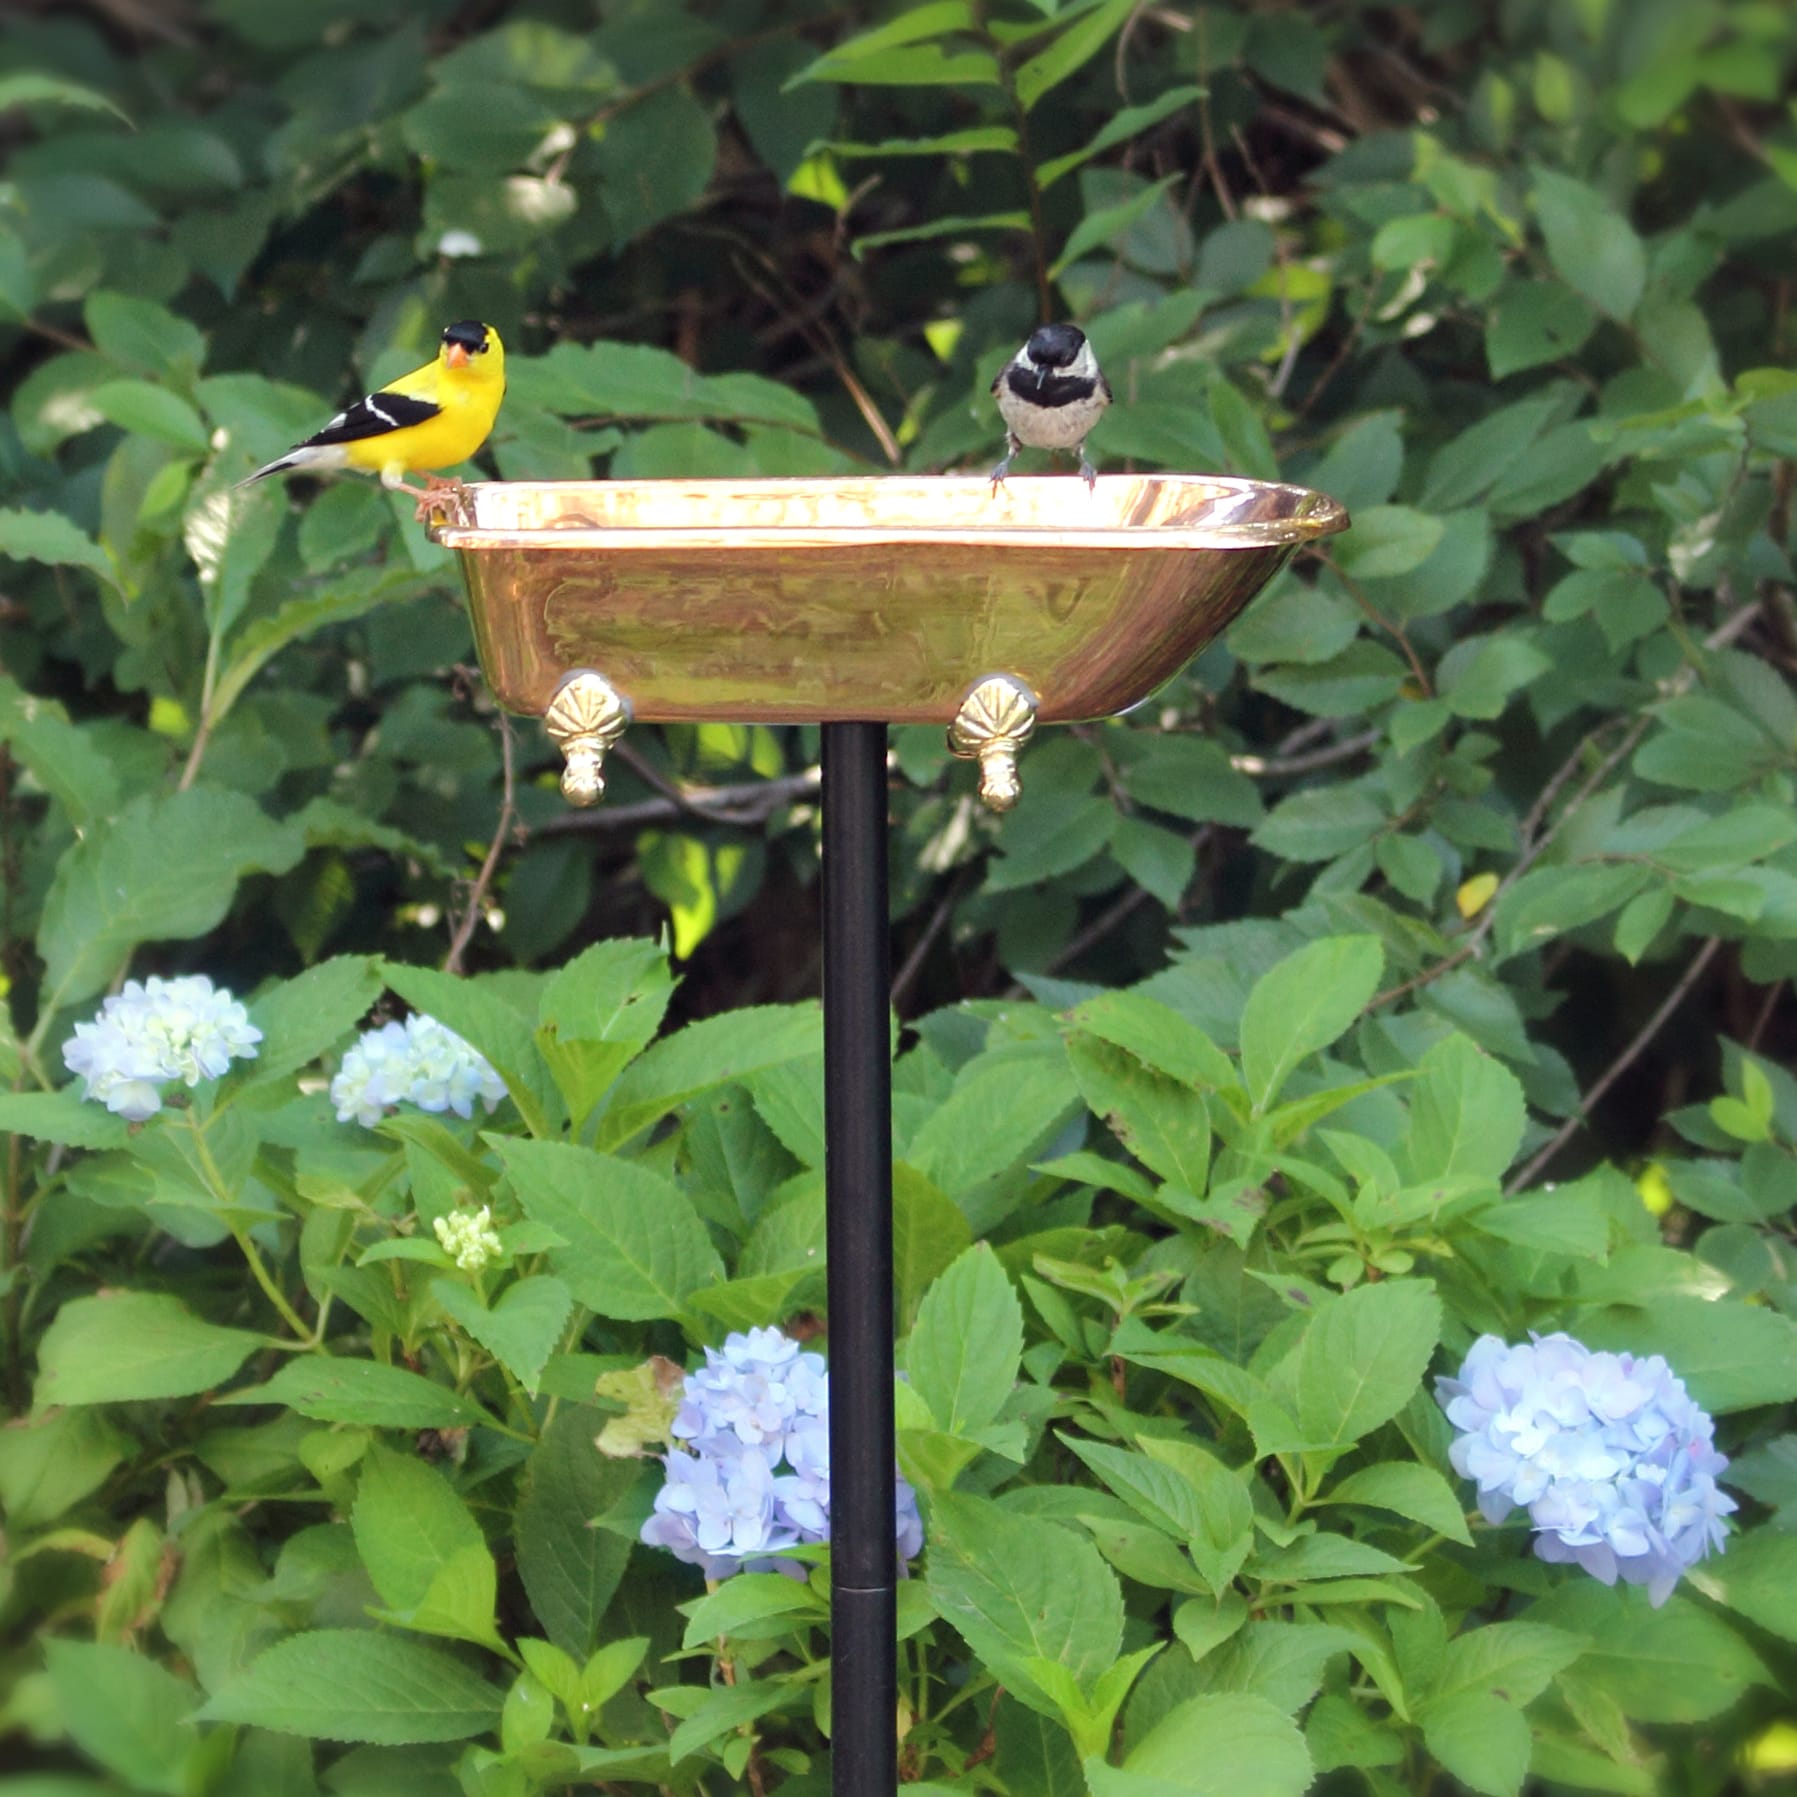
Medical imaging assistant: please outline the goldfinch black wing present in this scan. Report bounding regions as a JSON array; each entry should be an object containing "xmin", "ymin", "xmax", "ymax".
[{"xmin": 299, "ymin": 390, "xmax": 442, "ymax": 449}]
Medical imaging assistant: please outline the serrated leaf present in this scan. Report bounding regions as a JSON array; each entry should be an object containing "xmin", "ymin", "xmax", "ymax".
[
  {"xmin": 1124, "ymin": 1691, "xmax": 1312, "ymax": 1794},
  {"xmin": 927, "ymin": 1490, "xmax": 1122, "ymax": 1718},
  {"xmin": 906, "ymin": 1244, "xmax": 1022, "ymax": 1435},
  {"xmin": 34, "ymin": 1292, "xmax": 263, "ymax": 1407},
  {"xmin": 233, "ymin": 1359, "xmax": 495, "ymax": 1429},
  {"xmin": 1295, "ymin": 1279, "xmax": 1442, "ymax": 1449},
  {"xmin": 493, "ymin": 1138, "xmax": 723, "ymax": 1320},
  {"xmin": 432, "ymin": 1275, "xmax": 573, "ymax": 1394},
  {"xmin": 197, "ymin": 1629, "xmax": 504, "ymax": 1743},
  {"xmin": 595, "ymin": 1002, "xmax": 821, "ymax": 1150},
  {"xmin": 1240, "ymin": 934, "xmax": 1384, "ymax": 1112},
  {"xmin": 516, "ymin": 1405, "xmax": 637, "ymax": 1658},
  {"xmin": 38, "ymin": 788, "xmax": 303, "ymax": 1010},
  {"xmin": 0, "ymin": 505, "xmax": 116, "ymax": 589},
  {"xmin": 1324, "ymin": 1461, "xmax": 1473, "ymax": 1545}
]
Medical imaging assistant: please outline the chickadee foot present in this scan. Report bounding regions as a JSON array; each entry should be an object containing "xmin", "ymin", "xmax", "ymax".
[
  {"xmin": 988, "ymin": 455, "xmax": 1014, "ymax": 493},
  {"xmin": 1078, "ymin": 447, "xmax": 1099, "ymax": 490}
]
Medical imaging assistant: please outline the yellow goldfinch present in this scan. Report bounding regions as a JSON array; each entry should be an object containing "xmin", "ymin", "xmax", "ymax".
[{"xmin": 238, "ymin": 319, "xmax": 505, "ymax": 517}]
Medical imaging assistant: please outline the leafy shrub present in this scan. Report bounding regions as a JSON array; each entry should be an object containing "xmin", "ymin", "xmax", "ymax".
[{"xmin": 1, "ymin": 2, "xmax": 1795, "ymax": 1794}]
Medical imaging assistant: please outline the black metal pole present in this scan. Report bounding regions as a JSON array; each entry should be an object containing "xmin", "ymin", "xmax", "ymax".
[{"xmin": 820, "ymin": 721, "xmax": 897, "ymax": 1797}]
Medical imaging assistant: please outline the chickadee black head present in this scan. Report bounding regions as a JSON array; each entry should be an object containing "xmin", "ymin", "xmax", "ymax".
[{"xmin": 989, "ymin": 323, "xmax": 1113, "ymax": 490}]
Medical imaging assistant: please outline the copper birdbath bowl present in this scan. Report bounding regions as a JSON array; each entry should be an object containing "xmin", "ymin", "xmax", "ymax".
[{"xmin": 433, "ymin": 474, "xmax": 1348, "ymax": 808}]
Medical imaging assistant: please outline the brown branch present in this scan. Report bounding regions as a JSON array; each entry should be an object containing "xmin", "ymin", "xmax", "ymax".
[
  {"xmin": 892, "ymin": 871, "xmax": 969, "ymax": 1014},
  {"xmin": 443, "ymin": 715, "xmax": 519, "ymax": 974},
  {"xmin": 1231, "ymin": 728, "xmax": 1380, "ymax": 779},
  {"xmin": 1746, "ymin": 978, "xmax": 1784, "ymax": 1053},
  {"xmin": 1323, "ymin": 553, "xmax": 1432, "ymax": 696},
  {"xmin": 1505, "ymin": 937, "xmax": 1723, "ymax": 1194},
  {"xmin": 533, "ymin": 769, "xmax": 823, "ymax": 836}
]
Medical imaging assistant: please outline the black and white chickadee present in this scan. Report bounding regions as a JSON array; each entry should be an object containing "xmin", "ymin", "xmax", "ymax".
[{"xmin": 989, "ymin": 323, "xmax": 1113, "ymax": 490}]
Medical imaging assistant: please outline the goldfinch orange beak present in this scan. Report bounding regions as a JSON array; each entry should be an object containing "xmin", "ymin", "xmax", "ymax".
[{"xmin": 444, "ymin": 342, "xmax": 471, "ymax": 369}]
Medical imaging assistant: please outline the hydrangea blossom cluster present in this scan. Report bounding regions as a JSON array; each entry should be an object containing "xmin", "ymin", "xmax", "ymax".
[
  {"xmin": 640, "ymin": 1326, "xmax": 924, "ymax": 1580},
  {"xmin": 63, "ymin": 975, "xmax": 262, "ymax": 1122},
  {"xmin": 434, "ymin": 1205, "xmax": 503, "ymax": 1273},
  {"xmin": 1437, "ymin": 1332, "xmax": 1735, "ymax": 1606},
  {"xmin": 329, "ymin": 1014, "xmax": 505, "ymax": 1128}
]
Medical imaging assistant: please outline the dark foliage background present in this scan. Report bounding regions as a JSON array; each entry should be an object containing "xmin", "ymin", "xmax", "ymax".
[{"xmin": 1, "ymin": 0, "xmax": 1795, "ymax": 1792}]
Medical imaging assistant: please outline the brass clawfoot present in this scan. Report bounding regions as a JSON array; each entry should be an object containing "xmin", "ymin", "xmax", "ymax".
[
  {"xmin": 543, "ymin": 669, "xmax": 631, "ymax": 807},
  {"xmin": 948, "ymin": 674, "xmax": 1037, "ymax": 812}
]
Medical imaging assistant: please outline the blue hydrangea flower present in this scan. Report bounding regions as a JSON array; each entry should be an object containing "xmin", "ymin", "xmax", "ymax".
[
  {"xmin": 330, "ymin": 1014, "xmax": 505, "ymax": 1128},
  {"xmin": 642, "ymin": 1327, "xmax": 924, "ymax": 1580},
  {"xmin": 63, "ymin": 974, "xmax": 262, "ymax": 1122},
  {"xmin": 1436, "ymin": 1331, "xmax": 1734, "ymax": 1606},
  {"xmin": 639, "ymin": 1442, "xmax": 796, "ymax": 1580}
]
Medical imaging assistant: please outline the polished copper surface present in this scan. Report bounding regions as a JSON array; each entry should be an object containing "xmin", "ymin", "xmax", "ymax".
[{"xmin": 434, "ymin": 475, "xmax": 1348, "ymax": 724}]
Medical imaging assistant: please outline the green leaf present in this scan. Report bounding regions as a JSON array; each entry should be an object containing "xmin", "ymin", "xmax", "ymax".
[
  {"xmin": 1333, "ymin": 505, "xmax": 1445, "ymax": 579},
  {"xmin": 0, "ymin": 70, "xmax": 132, "ymax": 121},
  {"xmin": 1065, "ymin": 989, "xmax": 1233, "ymax": 1088},
  {"xmin": 198, "ymin": 1629, "xmax": 504, "ymax": 1744},
  {"xmin": 43, "ymin": 1640, "xmax": 198, "ymax": 1796},
  {"xmin": 683, "ymin": 1572, "xmax": 821, "ymax": 1649},
  {"xmin": 927, "ymin": 1490, "xmax": 1123, "ymax": 1717},
  {"xmin": 353, "ymin": 1441, "xmax": 502, "ymax": 1648},
  {"xmin": 1065, "ymin": 1033, "xmax": 1212, "ymax": 1197},
  {"xmin": 0, "ymin": 674, "xmax": 119, "ymax": 826},
  {"xmin": 515, "ymin": 1405, "xmax": 636, "ymax": 1658},
  {"xmin": 38, "ymin": 788, "xmax": 303, "ymax": 1010},
  {"xmin": 1486, "ymin": 279, "xmax": 1597, "ymax": 378},
  {"xmin": 985, "ymin": 792, "xmax": 1116, "ymax": 892},
  {"xmin": 1528, "ymin": 1586, "xmax": 1768, "ymax": 1723},
  {"xmin": 1494, "ymin": 864, "xmax": 1650, "ymax": 960},
  {"xmin": 1015, "ymin": 0, "xmax": 1135, "ymax": 110},
  {"xmin": 1400, "ymin": 1032, "xmax": 1527, "ymax": 1185},
  {"xmin": 1068, "ymin": 1435, "xmax": 1254, "ymax": 1595},
  {"xmin": 1239, "ymin": 934, "xmax": 1384, "ymax": 1112},
  {"xmin": 1254, "ymin": 787, "xmax": 1390, "ymax": 862},
  {"xmin": 34, "ymin": 1292, "xmax": 263, "ymax": 1407},
  {"xmin": 1294, "ymin": 1279, "xmax": 1442, "ymax": 1449},
  {"xmin": 906, "ymin": 1048, "xmax": 1080, "ymax": 1196},
  {"xmin": 595, "ymin": 1002, "xmax": 821, "ymax": 1150},
  {"xmin": 535, "ymin": 936, "xmax": 676, "ymax": 1125},
  {"xmin": 588, "ymin": 86, "xmax": 716, "ymax": 243},
  {"xmin": 0, "ymin": 505, "xmax": 116, "ymax": 590},
  {"xmin": 1533, "ymin": 170, "xmax": 1646, "ymax": 320},
  {"xmin": 211, "ymin": 570, "xmax": 427, "ymax": 720},
  {"xmin": 432, "ymin": 1275, "xmax": 572, "ymax": 1395},
  {"xmin": 85, "ymin": 290, "xmax": 206, "ymax": 379},
  {"xmin": 1054, "ymin": 172, "xmax": 1180, "ymax": 275},
  {"xmin": 244, "ymin": 956, "xmax": 386, "ymax": 1088},
  {"xmin": 1324, "ymin": 1461, "xmax": 1473, "ymax": 1546},
  {"xmin": 791, "ymin": 2, "xmax": 1000, "ymax": 87},
  {"xmin": 1577, "ymin": 1294, "xmax": 1797, "ymax": 1412},
  {"xmin": 0, "ymin": 1090, "xmax": 130, "ymax": 1150},
  {"xmin": 0, "ymin": 1406, "xmax": 128, "ymax": 1529},
  {"xmin": 906, "ymin": 1244, "xmax": 1023, "ymax": 1436},
  {"xmin": 493, "ymin": 1138, "xmax": 723, "ymax": 1320},
  {"xmin": 1111, "ymin": 815, "xmax": 1196, "ymax": 910},
  {"xmin": 1433, "ymin": 1621, "xmax": 1587, "ymax": 1709},
  {"xmin": 1689, "ymin": 1527, "xmax": 1797, "ymax": 1644},
  {"xmin": 1124, "ymin": 1692, "xmax": 1312, "ymax": 1795},
  {"xmin": 235, "ymin": 1359, "xmax": 495, "ymax": 1429},
  {"xmin": 88, "ymin": 379, "xmax": 210, "ymax": 451},
  {"xmin": 1421, "ymin": 1691, "xmax": 1530, "ymax": 1797},
  {"xmin": 1036, "ymin": 85, "xmax": 1201, "ymax": 187}
]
